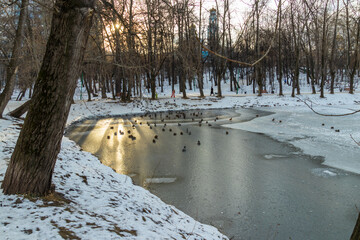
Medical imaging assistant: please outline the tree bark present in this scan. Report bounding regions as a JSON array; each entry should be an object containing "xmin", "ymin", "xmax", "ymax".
[
  {"xmin": 0, "ymin": 0, "xmax": 29, "ymax": 118},
  {"xmin": 351, "ymin": 213, "xmax": 360, "ymax": 240},
  {"xmin": 197, "ymin": 0, "xmax": 204, "ymax": 98},
  {"xmin": 349, "ymin": 19, "xmax": 360, "ymax": 94},
  {"xmin": 8, "ymin": 100, "xmax": 31, "ymax": 118},
  {"xmin": 2, "ymin": 0, "xmax": 95, "ymax": 196},
  {"xmin": 319, "ymin": 0, "xmax": 329, "ymax": 98},
  {"xmin": 83, "ymin": 73, "xmax": 92, "ymax": 101},
  {"xmin": 277, "ymin": 0, "xmax": 283, "ymax": 96},
  {"xmin": 290, "ymin": 1, "xmax": 300, "ymax": 97},
  {"xmin": 255, "ymin": 0, "xmax": 262, "ymax": 97},
  {"xmin": 329, "ymin": 0, "xmax": 339, "ymax": 94}
]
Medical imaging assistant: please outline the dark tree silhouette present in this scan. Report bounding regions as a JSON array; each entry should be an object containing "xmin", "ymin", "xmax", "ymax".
[
  {"xmin": 1, "ymin": 0, "xmax": 96, "ymax": 196},
  {"xmin": 351, "ymin": 212, "xmax": 360, "ymax": 240}
]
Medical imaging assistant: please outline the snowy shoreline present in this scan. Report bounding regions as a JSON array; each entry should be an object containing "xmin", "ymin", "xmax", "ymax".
[
  {"xmin": 1, "ymin": 91, "xmax": 360, "ymax": 239},
  {"xmin": 67, "ymin": 91, "xmax": 360, "ymax": 175},
  {"xmin": 225, "ymin": 105, "xmax": 360, "ymax": 175},
  {"xmin": 1, "ymin": 98, "xmax": 231, "ymax": 239}
]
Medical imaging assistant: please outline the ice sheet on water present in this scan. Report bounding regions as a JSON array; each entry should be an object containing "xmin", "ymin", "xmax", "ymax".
[
  {"xmin": 144, "ymin": 177, "xmax": 177, "ymax": 184},
  {"xmin": 311, "ymin": 168, "xmax": 340, "ymax": 177},
  {"xmin": 225, "ymin": 103, "xmax": 360, "ymax": 175},
  {"xmin": 264, "ymin": 154, "xmax": 287, "ymax": 159}
]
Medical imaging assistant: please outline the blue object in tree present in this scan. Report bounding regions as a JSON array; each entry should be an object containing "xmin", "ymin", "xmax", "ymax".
[{"xmin": 202, "ymin": 50, "xmax": 209, "ymax": 59}]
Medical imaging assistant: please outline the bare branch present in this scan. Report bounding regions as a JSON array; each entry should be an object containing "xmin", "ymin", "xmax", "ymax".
[
  {"xmin": 297, "ymin": 97, "xmax": 360, "ymax": 117},
  {"xmin": 194, "ymin": 0, "xmax": 281, "ymax": 67},
  {"xmin": 350, "ymin": 134, "xmax": 360, "ymax": 146}
]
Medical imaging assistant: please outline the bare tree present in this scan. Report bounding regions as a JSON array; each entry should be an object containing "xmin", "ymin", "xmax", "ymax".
[
  {"xmin": 0, "ymin": 0, "xmax": 29, "ymax": 117},
  {"xmin": 2, "ymin": 0, "xmax": 96, "ymax": 196},
  {"xmin": 319, "ymin": 0, "xmax": 329, "ymax": 98},
  {"xmin": 351, "ymin": 212, "xmax": 360, "ymax": 240},
  {"xmin": 277, "ymin": 0, "xmax": 284, "ymax": 96},
  {"xmin": 343, "ymin": 0, "xmax": 358, "ymax": 94},
  {"xmin": 328, "ymin": 0, "xmax": 340, "ymax": 94}
]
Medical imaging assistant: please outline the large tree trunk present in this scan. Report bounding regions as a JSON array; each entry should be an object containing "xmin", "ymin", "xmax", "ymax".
[
  {"xmin": 349, "ymin": 19, "xmax": 360, "ymax": 94},
  {"xmin": 255, "ymin": 0, "xmax": 262, "ymax": 97},
  {"xmin": 277, "ymin": 0, "xmax": 283, "ymax": 96},
  {"xmin": 329, "ymin": 0, "xmax": 339, "ymax": 94},
  {"xmin": 0, "ymin": 0, "xmax": 29, "ymax": 118},
  {"xmin": 290, "ymin": 1, "xmax": 300, "ymax": 98},
  {"xmin": 351, "ymin": 213, "xmax": 360, "ymax": 240},
  {"xmin": 319, "ymin": 0, "xmax": 329, "ymax": 98},
  {"xmin": 1, "ymin": 0, "xmax": 95, "ymax": 196}
]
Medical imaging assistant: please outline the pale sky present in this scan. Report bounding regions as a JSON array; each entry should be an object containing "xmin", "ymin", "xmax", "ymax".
[{"xmin": 197, "ymin": 0, "xmax": 279, "ymax": 34}]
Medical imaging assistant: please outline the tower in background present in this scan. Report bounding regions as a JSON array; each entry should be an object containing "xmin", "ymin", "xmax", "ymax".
[{"xmin": 207, "ymin": 8, "xmax": 218, "ymax": 49}]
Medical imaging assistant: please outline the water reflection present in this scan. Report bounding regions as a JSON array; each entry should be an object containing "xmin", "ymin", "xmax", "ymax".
[{"xmin": 66, "ymin": 109, "xmax": 360, "ymax": 240}]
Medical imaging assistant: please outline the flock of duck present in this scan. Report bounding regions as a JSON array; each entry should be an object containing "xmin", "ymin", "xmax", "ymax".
[
  {"xmin": 106, "ymin": 110, "xmax": 233, "ymax": 152},
  {"xmin": 106, "ymin": 108, "xmax": 341, "ymax": 153}
]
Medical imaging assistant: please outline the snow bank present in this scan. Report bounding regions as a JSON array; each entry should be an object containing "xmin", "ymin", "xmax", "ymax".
[{"xmin": 224, "ymin": 94, "xmax": 360, "ymax": 175}]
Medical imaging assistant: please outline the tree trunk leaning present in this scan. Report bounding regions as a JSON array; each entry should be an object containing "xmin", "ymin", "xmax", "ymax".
[
  {"xmin": 351, "ymin": 213, "xmax": 360, "ymax": 240},
  {"xmin": 2, "ymin": 0, "xmax": 95, "ymax": 196},
  {"xmin": 8, "ymin": 100, "xmax": 31, "ymax": 118}
]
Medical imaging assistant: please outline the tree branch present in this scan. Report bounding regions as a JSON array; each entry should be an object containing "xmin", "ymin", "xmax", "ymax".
[
  {"xmin": 297, "ymin": 97, "xmax": 360, "ymax": 116},
  {"xmin": 194, "ymin": 0, "xmax": 281, "ymax": 67},
  {"xmin": 350, "ymin": 134, "xmax": 360, "ymax": 146}
]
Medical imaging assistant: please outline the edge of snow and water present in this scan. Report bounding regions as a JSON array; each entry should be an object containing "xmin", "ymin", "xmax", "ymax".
[
  {"xmin": 0, "ymin": 97, "xmax": 231, "ymax": 239},
  {"xmin": 1, "ymin": 89, "xmax": 360, "ymax": 239}
]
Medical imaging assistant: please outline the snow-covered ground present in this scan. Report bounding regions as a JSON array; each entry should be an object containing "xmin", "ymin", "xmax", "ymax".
[{"xmin": 1, "ymin": 80, "xmax": 360, "ymax": 239}]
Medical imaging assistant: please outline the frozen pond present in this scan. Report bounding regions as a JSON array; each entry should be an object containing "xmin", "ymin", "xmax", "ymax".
[{"xmin": 66, "ymin": 108, "xmax": 360, "ymax": 239}]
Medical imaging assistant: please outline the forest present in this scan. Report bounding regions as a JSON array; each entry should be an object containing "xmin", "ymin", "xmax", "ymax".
[
  {"xmin": 0, "ymin": 0, "xmax": 359, "ymax": 107},
  {"xmin": 0, "ymin": 0, "xmax": 360, "ymax": 239}
]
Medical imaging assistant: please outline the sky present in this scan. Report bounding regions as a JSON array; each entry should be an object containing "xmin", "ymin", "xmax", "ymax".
[{"xmin": 197, "ymin": 0, "xmax": 280, "ymax": 36}]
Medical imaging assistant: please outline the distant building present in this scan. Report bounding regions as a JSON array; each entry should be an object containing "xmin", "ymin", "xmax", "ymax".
[{"xmin": 207, "ymin": 8, "xmax": 218, "ymax": 49}]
